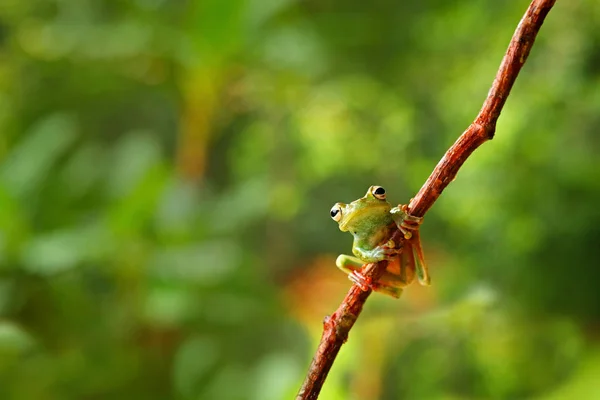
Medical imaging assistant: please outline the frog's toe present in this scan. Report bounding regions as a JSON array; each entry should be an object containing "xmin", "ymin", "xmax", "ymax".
[
  {"xmin": 391, "ymin": 205, "xmax": 423, "ymax": 239},
  {"xmin": 369, "ymin": 247, "xmax": 395, "ymax": 261},
  {"xmin": 400, "ymin": 218, "xmax": 423, "ymax": 240},
  {"xmin": 348, "ymin": 270, "xmax": 376, "ymax": 292},
  {"xmin": 380, "ymin": 242, "xmax": 401, "ymax": 258},
  {"xmin": 401, "ymin": 211, "xmax": 423, "ymax": 225}
]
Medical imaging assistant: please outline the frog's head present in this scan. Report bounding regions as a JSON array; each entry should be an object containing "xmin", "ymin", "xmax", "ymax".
[{"xmin": 330, "ymin": 186, "xmax": 391, "ymax": 232}]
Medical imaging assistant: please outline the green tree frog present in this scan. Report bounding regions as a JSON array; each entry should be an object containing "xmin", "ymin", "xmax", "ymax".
[{"xmin": 330, "ymin": 185, "xmax": 430, "ymax": 298}]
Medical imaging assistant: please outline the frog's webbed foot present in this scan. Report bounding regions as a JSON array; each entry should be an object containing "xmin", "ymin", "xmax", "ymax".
[
  {"xmin": 348, "ymin": 270, "xmax": 373, "ymax": 292},
  {"xmin": 391, "ymin": 204, "xmax": 423, "ymax": 239},
  {"xmin": 348, "ymin": 270, "xmax": 403, "ymax": 298},
  {"xmin": 376, "ymin": 240, "xmax": 402, "ymax": 259},
  {"xmin": 337, "ymin": 255, "xmax": 404, "ymax": 298},
  {"xmin": 391, "ymin": 204, "xmax": 430, "ymax": 286}
]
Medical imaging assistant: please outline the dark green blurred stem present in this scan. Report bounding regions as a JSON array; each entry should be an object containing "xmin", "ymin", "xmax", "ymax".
[{"xmin": 297, "ymin": 0, "xmax": 557, "ymax": 398}]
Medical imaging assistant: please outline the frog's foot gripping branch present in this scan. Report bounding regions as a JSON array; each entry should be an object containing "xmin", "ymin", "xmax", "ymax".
[
  {"xmin": 348, "ymin": 270, "xmax": 403, "ymax": 298},
  {"xmin": 392, "ymin": 204, "xmax": 431, "ymax": 286},
  {"xmin": 396, "ymin": 204, "xmax": 422, "ymax": 240},
  {"xmin": 348, "ymin": 270, "xmax": 373, "ymax": 292}
]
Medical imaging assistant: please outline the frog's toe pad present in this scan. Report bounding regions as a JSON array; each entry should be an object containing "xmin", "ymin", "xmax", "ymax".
[
  {"xmin": 402, "ymin": 213, "xmax": 423, "ymax": 225},
  {"xmin": 348, "ymin": 271, "xmax": 374, "ymax": 292}
]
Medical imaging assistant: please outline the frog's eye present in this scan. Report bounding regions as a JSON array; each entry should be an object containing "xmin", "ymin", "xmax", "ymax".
[
  {"xmin": 330, "ymin": 204, "xmax": 342, "ymax": 222},
  {"xmin": 372, "ymin": 186, "xmax": 386, "ymax": 200}
]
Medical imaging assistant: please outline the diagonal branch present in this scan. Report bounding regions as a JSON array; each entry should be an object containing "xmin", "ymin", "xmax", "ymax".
[{"xmin": 297, "ymin": 0, "xmax": 557, "ymax": 399}]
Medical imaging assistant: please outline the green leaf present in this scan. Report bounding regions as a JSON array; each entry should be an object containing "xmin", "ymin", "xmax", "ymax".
[
  {"xmin": 0, "ymin": 113, "xmax": 76, "ymax": 199},
  {"xmin": 173, "ymin": 336, "xmax": 219, "ymax": 398}
]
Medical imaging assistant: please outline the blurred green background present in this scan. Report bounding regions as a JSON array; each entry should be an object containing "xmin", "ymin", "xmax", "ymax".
[{"xmin": 0, "ymin": 0, "xmax": 599, "ymax": 399}]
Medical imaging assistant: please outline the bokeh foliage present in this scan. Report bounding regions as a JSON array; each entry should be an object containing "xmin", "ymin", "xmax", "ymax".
[{"xmin": 0, "ymin": 0, "xmax": 599, "ymax": 399}]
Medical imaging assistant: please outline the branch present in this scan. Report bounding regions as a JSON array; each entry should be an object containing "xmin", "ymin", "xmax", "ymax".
[{"xmin": 296, "ymin": 0, "xmax": 557, "ymax": 399}]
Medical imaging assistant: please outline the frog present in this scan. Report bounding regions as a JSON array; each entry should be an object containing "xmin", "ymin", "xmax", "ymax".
[{"xmin": 330, "ymin": 185, "xmax": 430, "ymax": 298}]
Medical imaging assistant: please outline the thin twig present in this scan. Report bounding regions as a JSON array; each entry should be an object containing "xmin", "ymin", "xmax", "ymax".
[{"xmin": 296, "ymin": 1, "xmax": 557, "ymax": 399}]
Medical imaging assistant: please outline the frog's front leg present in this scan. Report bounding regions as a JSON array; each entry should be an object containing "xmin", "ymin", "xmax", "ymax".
[
  {"xmin": 390, "ymin": 205, "xmax": 430, "ymax": 286},
  {"xmin": 351, "ymin": 238, "xmax": 400, "ymax": 263},
  {"xmin": 336, "ymin": 254, "xmax": 404, "ymax": 298}
]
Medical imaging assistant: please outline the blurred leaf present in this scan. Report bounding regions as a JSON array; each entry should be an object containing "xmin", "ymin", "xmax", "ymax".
[
  {"xmin": 201, "ymin": 364, "xmax": 250, "ymax": 400},
  {"xmin": 543, "ymin": 348, "xmax": 600, "ymax": 400},
  {"xmin": 252, "ymin": 353, "xmax": 303, "ymax": 400},
  {"xmin": 209, "ymin": 178, "xmax": 269, "ymax": 234},
  {"xmin": 246, "ymin": 0, "xmax": 295, "ymax": 31},
  {"xmin": 108, "ymin": 167, "xmax": 169, "ymax": 238},
  {"xmin": 105, "ymin": 131, "xmax": 163, "ymax": 200},
  {"xmin": 154, "ymin": 178, "xmax": 200, "ymax": 238},
  {"xmin": 0, "ymin": 113, "xmax": 76, "ymax": 199},
  {"xmin": 173, "ymin": 336, "xmax": 219, "ymax": 398},
  {"xmin": 261, "ymin": 26, "xmax": 325, "ymax": 75},
  {"xmin": 149, "ymin": 241, "xmax": 240, "ymax": 285},
  {"xmin": 142, "ymin": 285, "xmax": 195, "ymax": 327},
  {"xmin": 188, "ymin": 0, "xmax": 245, "ymax": 63},
  {"xmin": 0, "ymin": 321, "xmax": 34, "ymax": 355},
  {"xmin": 59, "ymin": 142, "xmax": 107, "ymax": 198},
  {"xmin": 21, "ymin": 224, "xmax": 111, "ymax": 275},
  {"xmin": 0, "ymin": 185, "xmax": 29, "ymax": 260}
]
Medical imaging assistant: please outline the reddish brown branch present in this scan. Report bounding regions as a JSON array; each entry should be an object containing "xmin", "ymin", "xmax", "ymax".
[{"xmin": 296, "ymin": 1, "xmax": 557, "ymax": 399}]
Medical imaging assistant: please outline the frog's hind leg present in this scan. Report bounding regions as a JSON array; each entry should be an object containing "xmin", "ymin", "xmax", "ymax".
[
  {"xmin": 369, "ymin": 280, "xmax": 403, "ymax": 298},
  {"xmin": 335, "ymin": 254, "xmax": 364, "ymax": 275},
  {"xmin": 337, "ymin": 254, "xmax": 404, "ymax": 298},
  {"xmin": 391, "ymin": 205, "xmax": 431, "ymax": 286},
  {"xmin": 335, "ymin": 254, "xmax": 371, "ymax": 292},
  {"xmin": 408, "ymin": 230, "xmax": 430, "ymax": 286}
]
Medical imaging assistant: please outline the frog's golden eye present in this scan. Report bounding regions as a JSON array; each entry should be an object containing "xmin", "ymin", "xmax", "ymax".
[
  {"xmin": 330, "ymin": 204, "xmax": 342, "ymax": 222},
  {"xmin": 372, "ymin": 186, "xmax": 386, "ymax": 200}
]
